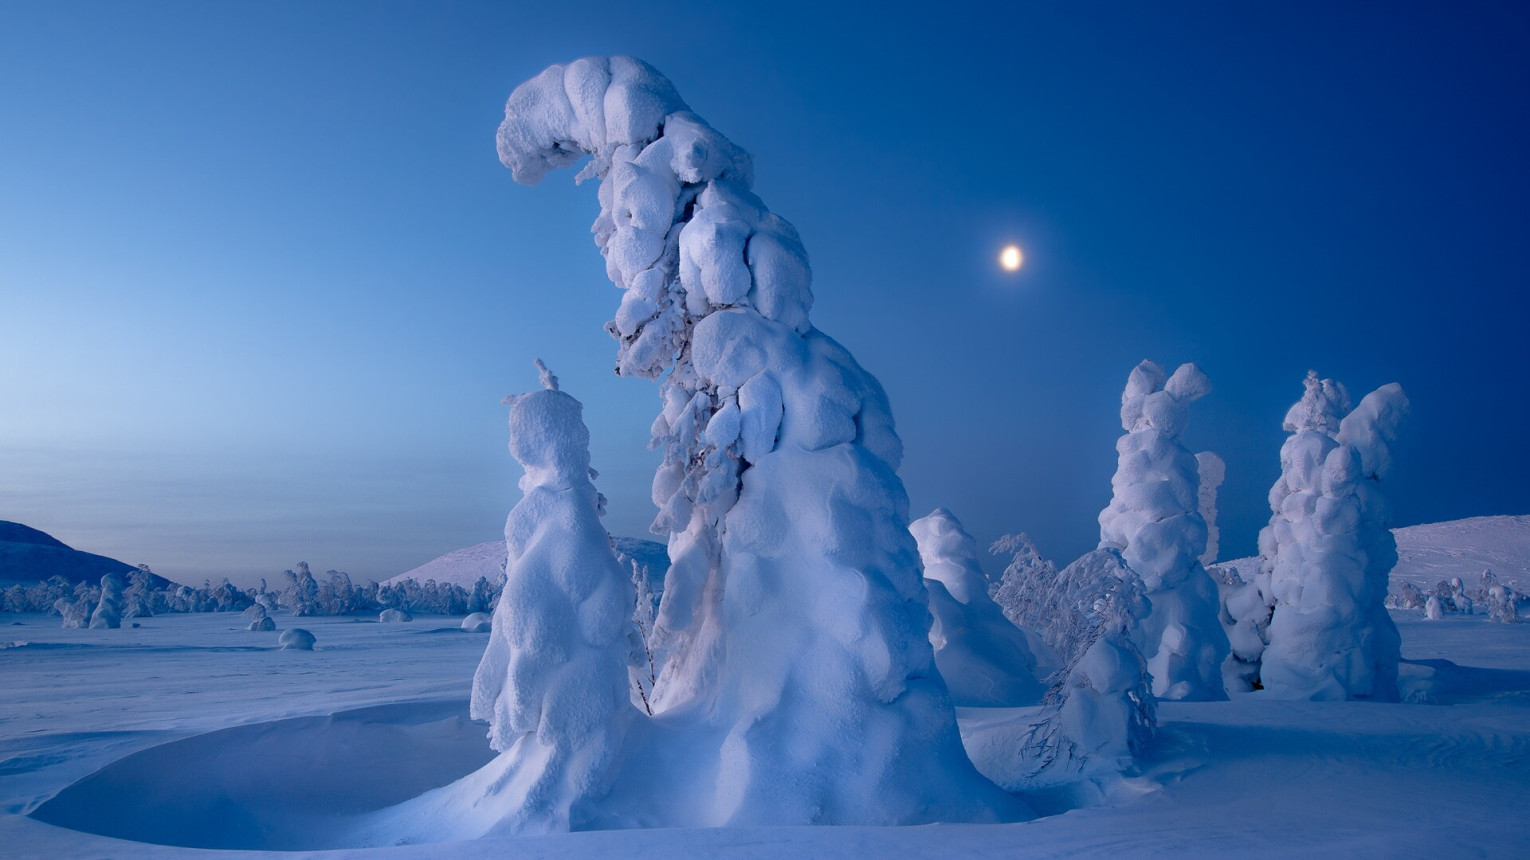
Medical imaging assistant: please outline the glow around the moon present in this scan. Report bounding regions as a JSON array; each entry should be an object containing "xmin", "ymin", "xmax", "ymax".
[{"xmin": 1000, "ymin": 244, "xmax": 1023, "ymax": 272}]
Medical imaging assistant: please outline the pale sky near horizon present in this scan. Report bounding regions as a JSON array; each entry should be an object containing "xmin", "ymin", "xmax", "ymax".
[{"xmin": 2, "ymin": 1, "xmax": 1528, "ymax": 587}]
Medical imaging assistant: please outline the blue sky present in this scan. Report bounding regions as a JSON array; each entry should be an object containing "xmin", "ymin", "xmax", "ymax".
[{"xmin": 2, "ymin": 2, "xmax": 1527, "ymax": 587}]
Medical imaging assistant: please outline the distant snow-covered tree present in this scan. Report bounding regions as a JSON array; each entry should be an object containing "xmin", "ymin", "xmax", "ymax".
[
  {"xmin": 988, "ymin": 532, "xmax": 1058, "ymax": 633},
  {"xmin": 89, "ymin": 573, "xmax": 124, "ymax": 629},
  {"xmin": 1195, "ymin": 452, "xmax": 1225, "ymax": 567},
  {"xmin": 280, "ymin": 564, "xmax": 321, "ymax": 617},
  {"xmin": 1261, "ymin": 371, "xmax": 1408, "ymax": 701},
  {"xmin": 123, "ymin": 565, "xmax": 155, "ymax": 618}
]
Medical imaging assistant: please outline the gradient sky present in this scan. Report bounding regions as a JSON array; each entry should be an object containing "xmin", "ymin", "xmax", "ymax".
[{"xmin": 2, "ymin": 2, "xmax": 1527, "ymax": 588}]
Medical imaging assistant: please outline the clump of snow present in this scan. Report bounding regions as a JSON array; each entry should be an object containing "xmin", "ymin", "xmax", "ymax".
[
  {"xmin": 461, "ymin": 612, "xmax": 492, "ymax": 633},
  {"xmin": 489, "ymin": 56, "xmax": 1020, "ymax": 826},
  {"xmin": 379, "ymin": 608, "xmax": 413, "ymax": 623},
  {"xmin": 1099, "ymin": 360, "xmax": 1228, "ymax": 701},
  {"xmin": 457, "ymin": 366, "xmax": 635, "ymax": 835},
  {"xmin": 249, "ymin": 616, "xmax": 276, "ymax": 632},
  {"xmin": 89, "ymin": 574, "xmax": 124, "ymax": 629},
  {"xmin": 911, "ymin": 508, "xmax": 1045, "ymax": 706},
  {"xmin": 1260, "ymin": 371, "xmax": 1408, "ymax": 701},
  {"xmin": 279, "ymin": 628, "xmax": 315, "ymax": 650}
]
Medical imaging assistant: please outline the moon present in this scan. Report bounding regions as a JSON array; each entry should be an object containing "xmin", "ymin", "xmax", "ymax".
[{"xmin": 999, "ymin": 244, "xmax": 1023, "ymax": 272}]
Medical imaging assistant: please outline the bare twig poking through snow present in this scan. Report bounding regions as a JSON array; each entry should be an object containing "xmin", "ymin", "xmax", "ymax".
[
  {"xmin": 492, "ymin": 56, "xmax": 1021, "ymax": 826},
  {"xmin": 1260, "ymin": 371, "xmax": 1409, "ymax": 700}
]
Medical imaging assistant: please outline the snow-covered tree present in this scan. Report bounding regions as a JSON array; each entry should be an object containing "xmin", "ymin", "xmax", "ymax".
[
  {"xmin": 1385, "ymin": 581, "xmax": 1428, "ymax": 611},
  {"xmin": 1477, "ymin": 570, "xmax": 1521, "ymax": 624},
  {"xmin": 911, "ymin": 508, "xmax": 1045, "ymax": 707},
  {"xmin": 123, "ymin": 565, "xmax": 155, "ymax": 618},
  {"xmin": 55, "ymin": 597, "xmax": 90, "ymax": 628},
  {"xmin": 280, "ymin": 563, "xmax": 321, "ymax": 617},
  {"xmin": 1013, "ymin": 558, "xmax": 1156, "ymax": 788},
  {"xmin": 89, "ymin": 573, "xmax": 124, "ymax": 629},
  {"xmin": 1260, "ymin": 371, "xmax": 1408, "ymax": 701},
  {"xmin": 1195, "ymin": 452, "xmax": 1225, "ymax": 566},
  {"xmin": 491, "ymin": 56, "xmax": 1018, "ymax": 824},
  {"xmin": 461, "ymin": 365, "xmax": 636, "ymax": 834},
  {"xmin": 1099, "ymin": 360, "xmax": 1228, "ymax": 701},
  {"xmin": 988, "ymin": 532, "xmax": 1057, "ymax": 629}
]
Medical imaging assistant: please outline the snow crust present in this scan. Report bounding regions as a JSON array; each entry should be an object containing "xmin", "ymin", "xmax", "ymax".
[
  {"xmin": 1099, "ymin": 361, "xmax": 1228, "ymax": 701},
  {"xmin": 910, "ymin": 508, "xmax": 1044, "ymax": 707},
  {"xmin": 491, "ymin": 56, "xmax": 1018, "ymax": 826},
  {"xmin": 1260, "ymin": 372, "xmax": 1409, "ymax": 701}
]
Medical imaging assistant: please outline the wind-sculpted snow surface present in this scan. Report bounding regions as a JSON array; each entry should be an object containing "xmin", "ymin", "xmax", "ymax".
[
  {"xmin": 911, "ymin": 509, "xmax": 1044, "ymax": 706},
  {"xmin": 1099, "ymin": 361, "xmax": 1228, "ymax": 701},
  {"xmin": 494, "ymin": 57, "xmax": 1019, "ymax": 826},
  {"xmin": 1260, "ymin": 372, "xmax": 1409, "ymax": 700}
]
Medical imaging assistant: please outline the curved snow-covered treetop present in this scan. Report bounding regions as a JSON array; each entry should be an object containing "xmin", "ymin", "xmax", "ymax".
[{"xmin": 496, "ymin": 57, "xmax": 1019, "ymax": 826}]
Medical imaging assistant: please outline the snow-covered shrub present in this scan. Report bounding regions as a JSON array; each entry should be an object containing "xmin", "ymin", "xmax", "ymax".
[
  {"xmin": 1195, "ymin": 452, "xmax": 1225, "ymax": 566},
  {"xmin": 123, "ymin": 565, "xmax": 155, "ymax": 618},
  {"xmin": 1478, "ymin": 571, "xmax": 1522, "ymax": 623},
  {"xmin": 461, "ymin": 612, "xmax": 492, "ymax": 633},
  {"xmin": 55, "ymin": 597, "xmax": 90, "ymax": 628},
  {"xmin": 1212, "ymin": 563, "xmax": 1273, "ymax": 692},
  {"xmin": 1386, "ymin": 581, "xmax": 1428, "ymax": 611},
  {"xmin": 1099, "ymin": 360, "xmax": 1228, "ymax": 701},
  {"xmin": 493, "ymin": 56, "xmax": 1019, "ymax": 824},
  {"xmin": 1261, "ymin": 371, "xmax": 1408, "ymax": 701},
  {"xmin": 280, "ymin": 564, "xmax": 321, "ymax": 617},
  {"xmin": 988, "ymin": 532, "xmax": 1059, "ymax": 635},
  {"xmin": 379, "ymin": 608, "xmax": 413, "ymax": 623},
  {"xmin": 911, "ymin": 508, "xmax": 1044, "ymax": 707},
  {"xmin": 1424, "ymin": 595, "xmax": 1444, "ymax": 620},
  {"xmin": 1013, "ymin": 565, "xmax": 1155, "ymax": 788},
  {"xmin": 248, "ymin": 615, "xmax": 276, "ymax": 632},
  {"xmin": 468, "ymin": 366, "xmax": 635, "ymax": 834},
  {"xmin": 89, "ymin": 573, "xmax": 124, "ymax": 629},
  {"xmin": 210, "ymin": 579, "xmax": 251, "ymax": 613},
  {"xmin": 279, "ymin": 628, "xmax": 314, "ymax": 650}
]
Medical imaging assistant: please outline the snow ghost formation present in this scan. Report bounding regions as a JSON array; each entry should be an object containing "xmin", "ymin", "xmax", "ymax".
[
  {"xmin": 464, "ymin": 364, "xmax": 634, "ymax": 834},
  {"xmin": 89, "ymin": 573, "xmax": 124, "ymax": 629},
  {"xmin": 1260, "ymin": 371, "xmax": 1408, "ymax": 701},
  {"xmin": 910, "ymin": 508, "xmax": 1045, "ymax": 707},
  {"xmin": 1099, "ymin": 361, "xmax": 1228, "ymax": 701},
  {"xmin": 496, "ymin": 56, "xmax": 1019, "ymax": 825},
  {"xmin": 1195, "ymin": 452, "xmax": 1225, "ymax": 566}
]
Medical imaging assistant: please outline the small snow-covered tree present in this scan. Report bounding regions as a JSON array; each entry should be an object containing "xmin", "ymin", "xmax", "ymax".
[
  {"xmin": 1261, "ymin": 371, "xmax": 1408, "ymax": 701},
  {"xmin": 89, "ymin": 573, "xmax": 124, "ymax": 629},
  {"xmin": 1099, "ymin": 360, "xmax": 1228, "ymax": 701},
  {"xmin": 1013, "ymin": 557, "xmax": 1156, "ymax": 788},
  {"xmin": 1478, "ymin": 571, "xmax": 1522, "ymax": 624},
  {"xmin": 1386, "ymin": 581, "xmax": 1427, "ymax": 611},
  {"xmin": 280, "ymin": 564, "xmax": 321, "ymax": 617},
  {"xmin": 463, "ymin": 365, "xmax": 636, "ymax": 834},
  {"xmin": 910, "ymin": 508, "xmax": 1044, "ymax": 706},
  {"xmin": 55, "ymin": 597, "xmax": 90, "ymax": 628},
  {"xmin": 489, "ymin": 56, "xmax": 1019, "ymax": 825},
  {"xmin": 123, "ymin": 565, "xmax": 155, "ymax": 618}
]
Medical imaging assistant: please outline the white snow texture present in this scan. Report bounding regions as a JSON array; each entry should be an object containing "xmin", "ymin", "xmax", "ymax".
[
  {"xmin": 1098, "ymin": 360, "xmax": 1229, "ymax": 701},
  {"xmin": 460, "ymin": 371, "xmax": 634, "ymax": 835},
  {"xmin": 910, "ymin": 508, "xmax": 1045, "ymax": 707},
  {"xmin": 1259, "ymin": 371, "xmax": 1409, "ymax": 700},
  {"xmin": 493, "ymin": 56, "xmax": 1019, "ymax": 826}
]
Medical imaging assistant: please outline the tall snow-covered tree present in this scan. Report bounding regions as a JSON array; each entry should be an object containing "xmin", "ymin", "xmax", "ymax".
[
  {"xmin": 89, "ymin": 573, "xmax": 124, "ymax": 629},
  {"xmin": 1260, "ymin": 372, "xmax": 1408, "ymax": 700},
  {"xmin": 1098, "ymin": 361, "xmax": 1229, "ymax": 701},
  {"xmin": 492, "ymin": 56, "xmax": 1019, "ymax": 825},
  {"xmin": 910, "ymin": 508, "xmax": 1045, "ymax": 706},
  {"xmin": 1195, "ymin": 452, "xmax": 1225, "ymax": 566}
]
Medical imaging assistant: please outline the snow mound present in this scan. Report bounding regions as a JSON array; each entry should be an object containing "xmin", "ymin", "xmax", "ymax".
[
  {"xmin": 379, "ymin": 608, "xmax": 413, "ymax": 623},
  {"xmin": 279, "ymin": 629, "xmax": 315, "ymax": 650},
  {"xmin": 461, "ymin": 612, "xmax": 492, "ymax": 633}
]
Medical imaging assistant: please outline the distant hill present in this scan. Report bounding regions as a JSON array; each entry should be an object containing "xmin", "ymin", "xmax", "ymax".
[
  {"xmin": 1218, "ymin": 514, "xmax": 1529, "ymax": 592},
  {"xmin": 0, "ymin": 522, "xmax": 176, "ymax": 589},
  {"xmin": 385, "ymin": 536, "xmax": 670, "ymax": 591}
]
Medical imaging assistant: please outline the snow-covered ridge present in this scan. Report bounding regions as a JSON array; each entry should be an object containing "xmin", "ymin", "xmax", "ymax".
[{"xmin": 1220, "ymin": 514, "xmax": 1530, "ymax": 593}]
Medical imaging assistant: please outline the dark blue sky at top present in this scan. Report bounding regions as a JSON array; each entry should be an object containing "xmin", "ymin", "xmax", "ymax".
[{"xmin": 1, "ymin": 1, "xmax": 1526, "ymax": 586}]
